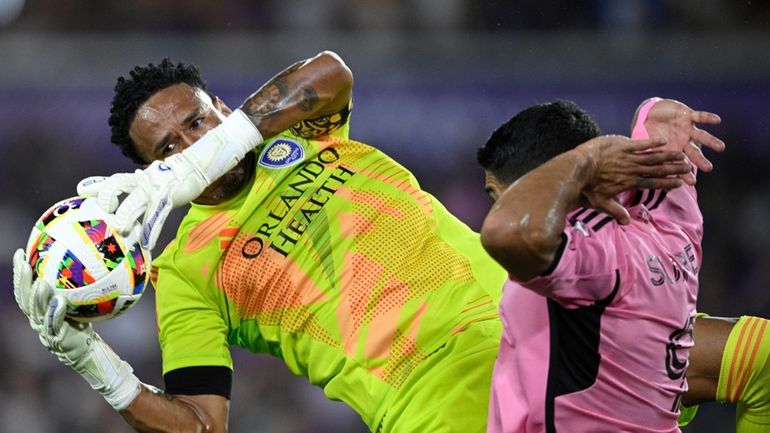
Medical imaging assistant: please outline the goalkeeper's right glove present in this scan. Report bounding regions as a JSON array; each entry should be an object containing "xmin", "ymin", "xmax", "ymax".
[
  {"xmin": 13, "ymin": 249, "xmax": 142, "ymax": 411},
  {"xmin": 78, "ymin": 109, "xmax": 263, "ymax": 250}
]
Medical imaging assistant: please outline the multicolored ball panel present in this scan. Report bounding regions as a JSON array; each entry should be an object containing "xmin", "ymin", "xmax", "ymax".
[
  {"xmin": 69, "ymin": 298, "xmax": 119, "ymax": 319},
  {"xmin": 56, "ymin": 250, "xmax": 95, "ymax": 289},
  {"xmin": 25, "ymin": 196, "xmax": 151, "ymax": 322},
  {"xmin": 38, "ymin": 197, "xmax": 85, "ymax": 230},
  {"xmin": 29, "ymin": 232, "xmax": 55, "ymax": 278},
  {"xmin": 128, "ymin": 243, "xmax": 148, "ymax": 295},
  {"xmin": 80, "ymin": 219, "xmax": 125, "ymax": 271}
]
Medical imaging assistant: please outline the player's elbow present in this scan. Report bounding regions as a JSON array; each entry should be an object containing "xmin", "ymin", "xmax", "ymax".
[
  {"xmin": 315, "ymin": 50, "xmax": 354, "ymax": 94},
  {"xmin": 480, "ymin": 215, "xmax": 557, "ymax": 281}
]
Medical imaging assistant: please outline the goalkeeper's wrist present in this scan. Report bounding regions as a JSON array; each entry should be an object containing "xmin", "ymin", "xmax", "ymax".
[
  {"xmin": 100, "ymin": 363, "xmax": 142, "ymax": 411},
  {"xmin": 631, "ymin": 97, "xmax": 662, "ymax": 140},
  {"xmin": 72, "ymin": 334, "xmax": 142, "ymax": 411},
  {"xmin": 182, "ymin": 109, "xmax": 264, "ymax": 183}
]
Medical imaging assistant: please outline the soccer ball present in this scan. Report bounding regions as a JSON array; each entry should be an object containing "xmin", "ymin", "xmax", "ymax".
[{"xmin": 25, "ymin": 196, "xmax": 150, "ymax": 322}]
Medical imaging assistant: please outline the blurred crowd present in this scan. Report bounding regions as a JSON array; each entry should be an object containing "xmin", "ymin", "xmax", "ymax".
[
  {"xmin": 1, "ymin": 1, "xmax": 770, "ymax": 432},
  {"xmin": 2, "ymin": 0, "xmax": 769, "ymax": 32}
]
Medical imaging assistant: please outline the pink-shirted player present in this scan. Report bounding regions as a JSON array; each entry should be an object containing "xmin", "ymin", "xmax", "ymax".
[{"xmin": 478, "ymin": 99, "xmax": 725, "ymax": 432}]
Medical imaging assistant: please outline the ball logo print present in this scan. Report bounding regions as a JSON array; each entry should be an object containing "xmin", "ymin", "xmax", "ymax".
[
  {"xmin": 78, "ymin": 176, "xmax": 106, "ymax": 188},
  {"xmin": 26, "ymin": 196, "xmax": 151, "ymax": 322}
]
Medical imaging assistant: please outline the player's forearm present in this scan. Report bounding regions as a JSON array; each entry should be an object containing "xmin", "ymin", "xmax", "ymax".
[
  {"xmin": 239, "ymin": 50, "xmax": 353, "ymax": 138},
  {"xmin": 120, "ymin": 386, "xmax": 227, "ymax": 433},
  {"xmin": 137, "ymin": 51, "xmax": 351, "ymax": 218},
  {"xmin": 481, "ymin": 148, "xmax": 593, "ymax": 281}
]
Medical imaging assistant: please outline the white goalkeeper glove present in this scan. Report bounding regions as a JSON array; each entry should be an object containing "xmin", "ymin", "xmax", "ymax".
[
  {"xmin": 13, "ymin": 249, "xmax": 142, "ymax": 411},
  {"xmin": 78, "ymin": 109, "xmax": 263, "ymax": 250}
]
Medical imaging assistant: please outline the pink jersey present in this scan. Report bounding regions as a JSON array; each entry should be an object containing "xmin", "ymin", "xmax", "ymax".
[{"xmin": 488, "ymin": 181, "xmax": 702, "ymax": 433}]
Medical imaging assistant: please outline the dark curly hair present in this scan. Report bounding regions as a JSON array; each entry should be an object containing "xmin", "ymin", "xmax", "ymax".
[
  {"xmin": 109, "ymin": 59, "xmax": 209, "ymax": 164},
  {"xmin": 477, "ymin": 100, "xmax": 602, "ymax": 184}
]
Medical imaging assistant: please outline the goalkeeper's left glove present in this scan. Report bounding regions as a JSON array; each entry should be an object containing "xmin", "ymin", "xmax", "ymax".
[
  {"xmin": 13, "ymin": 249, "xmax": 142, "ymax": 411},
  {"xmin": 78, "ymin": 109, "xmax": 263, "ymax": 250}
]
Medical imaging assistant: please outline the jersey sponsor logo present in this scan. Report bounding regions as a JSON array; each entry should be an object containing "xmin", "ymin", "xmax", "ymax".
[
  {"xmin": 258, "ymin": 139, "xmax": 305, "ymax": 169},
  {"xmin": 243, "ymin": 147, "xmax": 356, "ymax": 258},
  {"xmin": 241, "ymin": 236, "xmax": 264, "ymax": 258}
]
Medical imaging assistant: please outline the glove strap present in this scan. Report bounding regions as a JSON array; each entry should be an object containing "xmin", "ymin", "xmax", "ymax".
[
  {"xmin": 74, "ymin": 334, "xmax": 142, "ymax": 411},
  {"xmin": 101, "ymin": 362, "xmax": 142, "ymax": 411}
]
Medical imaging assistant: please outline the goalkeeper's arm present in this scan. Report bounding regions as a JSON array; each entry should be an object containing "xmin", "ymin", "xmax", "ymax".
[
  {"xmin": 167, "ymin": 49, "xmax": 354, "ymax": 202},
  {"xmin": 78, "ymin": 51, "xmax": 353, "ymax": 250},
  {"xmin": 12, "ymin": 249, "xmax": 229, "ymax": 433},
  {"xmin": 238, "ymin": 50, "xmax": 353, "ymax": 139},
  {"xmin": 121, "ymin": 385, "xmax": 229, "ymax": 433},
  {"xmin": 178, "ymin": 49, "xmax": 354, "ymax": 192},
  {"xmin": 163, "ymin": 49, "xmax": 354, "ymax": 194}
]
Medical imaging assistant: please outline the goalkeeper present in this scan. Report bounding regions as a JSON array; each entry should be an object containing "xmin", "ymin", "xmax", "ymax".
[{"xmin": 14, "ymin": 51, "xmax": 511, "ymax": 433}]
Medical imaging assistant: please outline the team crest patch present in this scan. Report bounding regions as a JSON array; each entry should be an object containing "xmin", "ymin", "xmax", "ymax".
[{"xmin": 258, "ymin": 139, "xmax": 305, "ymax": 169}]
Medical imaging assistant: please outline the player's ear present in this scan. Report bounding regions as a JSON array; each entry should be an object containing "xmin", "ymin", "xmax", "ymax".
[{"xmin": 213, "ymin": 96, "xmax": 232, "ymax": 116}]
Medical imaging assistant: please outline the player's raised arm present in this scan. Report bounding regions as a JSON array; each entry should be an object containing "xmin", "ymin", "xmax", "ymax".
[
  {"xmin": 480, "ymin": 136, "xmax": 689, "ymax": 282},
  {"xmin": 78, "ymin": 51, "xmax": 353, "ymax": 251},
  {"xmin": 239, "ymin": 50, "xmax": 353, "ymax": 138},
  {"xmin": 630, "ymin": 97, "xmax": 725, "ymax": 185}
]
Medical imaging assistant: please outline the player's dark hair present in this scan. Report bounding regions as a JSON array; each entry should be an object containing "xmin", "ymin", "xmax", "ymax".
[
  {"xmin": 477, "ymin": 100, "xmax": 602, "ymax": 183},
  {"xmin": 109, "ymin": 58, "xmax": 209, "ymax": 164}
]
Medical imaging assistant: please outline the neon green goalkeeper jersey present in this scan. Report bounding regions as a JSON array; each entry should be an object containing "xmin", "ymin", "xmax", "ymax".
[{"xmin": 153, "ymin": 104, "xmax": 507, "ymax": 428}]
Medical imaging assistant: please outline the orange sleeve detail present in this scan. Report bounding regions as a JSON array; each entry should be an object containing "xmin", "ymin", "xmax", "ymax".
[
  {"xmin": 184, "ymin": 212, "xmax": 232, "ymax": 253},
  {"xmin": 732, "ymin": 318, "xmax": 768, "ymax": 401}
]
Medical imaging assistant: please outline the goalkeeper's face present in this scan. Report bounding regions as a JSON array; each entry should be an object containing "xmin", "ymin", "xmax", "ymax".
[{"xmin": 128, "ymin": 83, "xmax": 254, "ymax": 204}]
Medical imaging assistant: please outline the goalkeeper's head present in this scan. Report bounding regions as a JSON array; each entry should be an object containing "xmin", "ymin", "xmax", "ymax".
[
  {"xmin": 476, "ymin": 100, "xmax": 601, "ymax": 201},
  {"xmin": 109, "ymin": 59, "xmax": 225, "ymax": 165}
]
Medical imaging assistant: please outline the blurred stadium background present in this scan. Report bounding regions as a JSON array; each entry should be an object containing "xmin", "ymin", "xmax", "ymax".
[{"xmin": 1, "ymin": 1, "xmax": 769, "ymax": 432}]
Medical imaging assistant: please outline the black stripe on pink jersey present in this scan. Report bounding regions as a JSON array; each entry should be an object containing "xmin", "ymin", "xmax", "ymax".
[
  {"xmin": 543, "ymin": 269, "xmax": 621, "ymax": 433},
  {"xmin": 648, "ymin": 190, "xmax": 668, "ymax": 210},
  {"xmin": 643, "ymin": 189, "xmax": 658, "ymax": 207},
  {"xmin": 632, "ymin": 189, "xmax": 669, "ymax": 211},
  {"xmin": 571, "ymin": 189, "xmax": 670, "ymax": 238},
  {"xmin": 571, "ymin": 208, "xmax": 614, "ymax": 233},
  {"xmin": 541, "ymin": 233, "xmax": 569, "ymax": 277},
  {"xmin": 569, "ymin": 207, "xmax": 591, "ymax": 225},
  {"xmin": 591, "ymin": 216, "xmax": 614, "ymax": 232}
]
